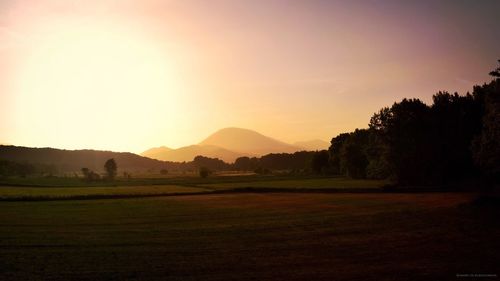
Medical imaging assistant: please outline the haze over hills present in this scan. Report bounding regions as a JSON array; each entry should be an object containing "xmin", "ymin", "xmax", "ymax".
[
  {"xmin": 142, "ymin": 127, "xmax": 328, "ymax": 163},
  {"xmin": 293, "ymin": 139, "xmax": 330, "ymax": 151},
  {"xmin": 142, "ymin": 144, "xmax": 248, "ymax": 163},
  {"xmin": 0, "ymin": 128, "xmax": 328, "ymax": 171},
  {"xmin": 140, "ymin": 146, "xmax": 173, "ymax": 160},
  {"xmin": 0, "ymin": 145, "xmax": 169, "ymax": 173},
  {"xmin": 200, "ymin": 128, "xmax": 300, "ymax": 155}
]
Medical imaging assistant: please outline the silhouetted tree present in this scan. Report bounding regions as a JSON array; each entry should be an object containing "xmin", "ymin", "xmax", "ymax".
[
  {"xmin": 199, "ymin": 166, "xmax": 211, "ymax": 178},
  {"xmin": 193, "ymin": 155, "xmax": 228, "ymax": 171},
  {"xmin": 81, "ymin": 168, "xmax": 90, "ymax": 178},
  {"xmin": 329, "ymin": 133, "xmax": 351, "ymax": 174},
  {"xmin": 340, "ymin": 130, "xmax": 370, "ymax": 178},
  {"xmin": 311, "ymin": 150, "xmax": 330, "ymax": 174},
  {"xmin": 234, "ymin": 156, "xmax": 257, "ymax": 171},
  {"xmin": 0, "ymin": 160, "xmax": 35, "ymax": 178},
  {"xmin": 369, "ymin": 98, "xmax": 433, "ymax": 184},
  {"xmin": 430, "ymin": 91, "xmax": 483, "ymax": 183},
  {"xmin": 365, "ymin": 129, "xmax": 390, "ymax": 180},
  {"xmin": 489, "ymin": 59, "xmax": 500, "ymax": 78},
  {"xmin": 81, "ymin": 167, "xmax": 100, "ymax": 181},
  {"xmin": 472, "ymin": 73, "xmax": 500, "ymax": 184},
  {"xmin": 104, "ymin": 158, "xmax": 117, "ymax": 180},
  {"xmin": 363, "ymin": 63, "xmax": 500, "ymax": 186},
  {"xmin": 259, "ymin": 151, "xmax": 315, "ymax": 171},
  {"xmin": 328, "ymin": 130, "xmax": 382, "ymax": 179}
]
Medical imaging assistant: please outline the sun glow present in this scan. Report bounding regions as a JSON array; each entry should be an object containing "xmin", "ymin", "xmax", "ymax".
[
  {"xmin": 1, "ymin": 1, "xmax": 496, "ymax": 153},
  {"xmin": 9, "ymin": 19, "xmax": 187, "ymax": 152}
]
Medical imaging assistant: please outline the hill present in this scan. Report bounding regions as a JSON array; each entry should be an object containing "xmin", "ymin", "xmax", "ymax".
[
  {"xmin": 142, "ymin": 127, "xmax": 303, "ymax": 163},
  {"xmin": 141, "ymin": 146, "xmax": 173, "ymax": 160},
  {"xmin": 200, "ymin": 127, "xmax": 301, "ymax": 156},
  {"xmin": 142, "ymin": 144, "xmax": 247, "ymax": 163},
  {"xmin": 0, "ymin": 145, "xmax": 168, "ymax": 174}
]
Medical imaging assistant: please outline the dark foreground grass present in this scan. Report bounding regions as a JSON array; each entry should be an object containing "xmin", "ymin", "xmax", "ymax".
[{"xmin": 0, "ymin": 193, "xmax": 498, "ymax": 281}]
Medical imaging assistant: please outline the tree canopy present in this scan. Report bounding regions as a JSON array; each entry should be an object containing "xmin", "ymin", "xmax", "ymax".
[
  {"xmin": 327, "ymin": 61, "xmax": 499, "ymax": 186},
  {"xmin": 104, "ymin": 158, "xmax": 117, "ymax": 180}
]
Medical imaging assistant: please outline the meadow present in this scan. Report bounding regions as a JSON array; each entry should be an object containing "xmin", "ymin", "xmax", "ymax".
[
  {"xmin": 1, "ymin": 192, "xmax": 499, "ymax": 280},
  {"xmin": 199, "ymin": 177, "xmax": 387, "ymax": 190},
  {"xmin": 0, "ymin": 176, "xmax": 387, "ymax": 201},
  {"xmin": 0, "ymin": 185, "xmax": 210, "ymax": 201},
  {"xmin": 0, "ymin": 176, "xmax": 498, "ymax": 280}
]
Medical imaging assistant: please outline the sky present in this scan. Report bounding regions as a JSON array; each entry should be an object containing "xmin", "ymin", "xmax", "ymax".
[{"xmin": 0, "ymin": 0, "xmax": 499, "ymax": 153}]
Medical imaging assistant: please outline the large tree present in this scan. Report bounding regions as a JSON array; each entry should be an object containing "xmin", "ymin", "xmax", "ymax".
[
  {"xmin": 369, "ymin": 98, "xmax": 433, "ymax": 184},
  {"xmin": 104, "ymin": 158, "xmax": 117, "ymax": 180},
  {"xmin": 328, "ymin": 133, "xmax": 351, "ymax": 174},
  {"xmin": 488, "ymin": 59, "xmax": 500, "ymax": 78},
  {"xmin": 339, "ymin": 129, "xmax": 370, "ymax": 179},
  {"xmin": 311, "ymin": 150, "xmax": 329, "ymax": 174},
  {"xmin": 472, "ymin": 65, "xmax": 500, "ymax": 183},
  {"xmin": 430, "ymin": 91, "xmax": 483, "ymax": 182}
]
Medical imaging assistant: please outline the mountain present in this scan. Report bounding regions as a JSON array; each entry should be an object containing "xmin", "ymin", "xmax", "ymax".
[
  {"xmin": 142, "ymin": 144, "xmax": 247, "ymax": 163},
  {"xmin": 141, "ymin": 146, "xmax": 173, "ymax": 160},
  {"xmin": 0, "ymin": 145, "xmax": 169, "ymax": 173},
  {"xmin": 293, "ymin": 139, "xmax": 330, "ymax": 151},
  {"xmin": 199, "ymin": 127, "xmax": 301, "ymax": 156},
  {"xmin": 141, "ymin": 127, "xmax": 306, "ymax": 163}
]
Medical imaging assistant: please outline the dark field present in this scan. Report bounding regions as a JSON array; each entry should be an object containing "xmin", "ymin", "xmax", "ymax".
[{"xmin": 1, "ymin": 192, "xmax": 498, "ymax": 281}]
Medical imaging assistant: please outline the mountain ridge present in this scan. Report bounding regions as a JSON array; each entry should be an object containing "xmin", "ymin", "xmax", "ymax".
[
  {"xmin": 141, "ymin": 127, "xmax": 326, "ymax": 163},
  {"xmin": 199, "ymin": 127, "xmax": 299, "ymax": 155},
  {"xmin": 142, "ymin": 144, "xmax": 249, "ymax": 163},
  {"xmin": 0, "ymin": 145, "xmax": 168, "ymax": 173}
]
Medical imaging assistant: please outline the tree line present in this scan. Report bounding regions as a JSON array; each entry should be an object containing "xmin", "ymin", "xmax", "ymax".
[
  {"xmin": 325, "ymin": 62, "xmax": 500, "ymax": 186},
  {"xmin": 0, "ymin": 160, "xmax": 58, "ymax": 178},
  {"xmin": 80, "ymin": 158, "xmax": 118, "ymax": 181}
]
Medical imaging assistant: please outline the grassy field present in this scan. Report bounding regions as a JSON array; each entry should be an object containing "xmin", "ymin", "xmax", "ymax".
[
  {"xmin": 0, "ymin": 176, "xmax": 388, "ymax": 201},
  {"xmin": 0, "ymin": 192, "xmax": 498, "ymax": 280},
  {"xmin": 0, "ymin": 175, "xmax": 382, "ymax": 188},
  {"xmin": 0, "ymin": 185, "xmax": 210, "ymax": 200},
  {"xmin": 199, "ymin": 177, "xmax": 387, "ymax": 190}
]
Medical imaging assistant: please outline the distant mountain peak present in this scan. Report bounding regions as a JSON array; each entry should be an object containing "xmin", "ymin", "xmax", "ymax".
[
  {"xmin": 141, "ymin": 144, "xmax": 246, "ymax": 163},
  {"xmin": 199, "ymin": 127, "xmax": 300, "ymax": 155},
  {"xmin": 201, "ymin": 127, "xmax": 270, "ymax": 142},
  {"xmin": 141, "ymin": 145, "xmax": 172, "ymax": 154},
  {"xmin": 141, "ymin": 127, "xmax": 304, "ymax": 163}
]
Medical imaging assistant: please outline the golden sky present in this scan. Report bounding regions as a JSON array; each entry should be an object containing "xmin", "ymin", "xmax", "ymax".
[{"xmin": 0, "ymin": 0, "xmax": 499, "ymax": 153}]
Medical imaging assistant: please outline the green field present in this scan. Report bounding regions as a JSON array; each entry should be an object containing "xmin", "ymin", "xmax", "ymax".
[
  {"xmin": 0, "ymin": 191, "xmax": 498, "ymax": 280},
  {"xmin": 0, "ymin": 175, "xmax": 384, "ymax": 188},
  {"xmin": 0, "ymin": 185, "xmax": 210, "ymax": 200},
  {"xmin": 200, "ymin": 177, "xmax": 387, "ymax": 190},
  {"xmin": 0, "ymin": 176, "xmax": 388, "ymax": 201}
]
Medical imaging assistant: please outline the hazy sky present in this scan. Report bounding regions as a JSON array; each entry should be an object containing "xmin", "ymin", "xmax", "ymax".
[{"xmin": 0, "ymin": 0, "xmax": 499, "ymax": 153}]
